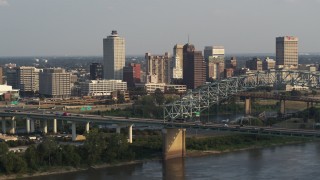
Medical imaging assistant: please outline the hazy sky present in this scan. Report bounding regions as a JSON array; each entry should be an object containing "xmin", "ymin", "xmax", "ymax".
[{"xmin": 0, "ymin": 0, "xmax": 320, "ymax": 56}]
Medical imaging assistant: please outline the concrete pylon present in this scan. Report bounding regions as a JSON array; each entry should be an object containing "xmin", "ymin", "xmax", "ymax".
[
  {"xmin": 280, "ymin": 100, "xmax": 286, "ymax": 115},
  {"xmin": 245, "ymin": 97, "xmax": 251, "ymax": 115},
  {"xmin": 26, "ymin": 118, "xmax": 30, "ymax": 134},
  {"xmin": 128, "ymin": 124, "xmax": 133, "ymax": 143},
  {"xmin": 30, "ymin": 119, "xmax": 35, "ymax": 133},
  {"xmin": 85, "ymin": 121, "xmax": 90, "ymax": 133},
  {"xmin": 72, "ymin": 122, "xmax": 76, "ymax": 141},
  {"xmin": 43, "ymin": 120, "xmax": 48, "ymax": 134},
  {"xmin": 9, "ymin": 117, "xmax": 15, "ymax": 134},
  {"xmin": 2, "ymin": 117, "xmax": 6, "ymax": 134},
  {"xmin": 116, "ymin": 126, "xmax": 121, "ymax": 134},
  {"xmin": 162, "ymin": 128, "xmax": 186, "ymax": 160},
  {"xmin": 53, "ymin": 119, "xmax": 57, "ymax": 134}
]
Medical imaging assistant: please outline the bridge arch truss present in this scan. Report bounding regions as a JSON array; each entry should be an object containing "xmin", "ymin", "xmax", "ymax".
[{"xmin": 164, "ymin": 70, "xmax": 320, "ymax": 120}]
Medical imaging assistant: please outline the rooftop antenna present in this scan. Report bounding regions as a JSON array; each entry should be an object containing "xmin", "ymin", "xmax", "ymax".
[{"xmin": 188, "ymin": 34, "xmax": 190, "ymax": 44}]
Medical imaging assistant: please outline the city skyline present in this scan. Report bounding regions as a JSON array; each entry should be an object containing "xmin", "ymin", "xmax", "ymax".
[{"xmin": 1, "ymin": 0, "xmax": 320, "ymax": 56}]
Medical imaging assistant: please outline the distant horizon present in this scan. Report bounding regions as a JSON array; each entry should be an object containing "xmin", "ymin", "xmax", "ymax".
[{"xmin": 1, "ymin": 52, "xmax": 320, "ymax": 58}]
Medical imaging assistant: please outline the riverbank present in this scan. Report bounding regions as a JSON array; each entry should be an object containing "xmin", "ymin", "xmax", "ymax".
[
  {"xmin": 186, "ymin": 139, "xmax": 316, "ymax": 158},
  {"xmin": 1, "ymin": 134, "xmax": 318, "ymax": 179}
]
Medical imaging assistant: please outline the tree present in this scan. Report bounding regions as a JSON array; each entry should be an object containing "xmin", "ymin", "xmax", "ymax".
[
  {"xmin": 153, "ymin": 88, "xmax": 165, "ymax": 105},
  {"xmin": 312, "ymin": 90, "xmax": 317, "ymax": 97},
  {"xmin": 61, "ymin": 145, "xmax": 81, "ymax": 167},
  {"xmin": 0, "ymin": 142, "xmax": 8, "ymax": 156},
  {"xmin": 117, "ymin": 93, "xmax": 125, "ymax": 104},
  {"xmin": 37, "ymin": 138, "xmax": 59, "ymax": 166},
  {"xmin": 103, "ymin": 134, "xmax": 134, "ymax": 163},
  {"xmin": 0, "ymin": 152, "xmax": 27, "ymax": 174},
  {"xmin": 290, "ymin": 89, "xmax": 302, "ymax": 97},
  {"xmin": 84, "ymin": 129, "xmax": 107, "ymax": 165},
  {"xmin": 24, "ymin": 145, "xmax": 38, "ymax": 170}
]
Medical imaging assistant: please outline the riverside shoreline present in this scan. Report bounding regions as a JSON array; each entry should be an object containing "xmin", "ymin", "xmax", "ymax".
[{"xmin": 1, "ymin": 138, "xmax": 317, "ymax": 179}]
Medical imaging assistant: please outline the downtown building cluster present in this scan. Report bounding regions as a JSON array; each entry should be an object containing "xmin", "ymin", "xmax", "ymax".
[{"xmin": 0, "ymin": 32, "xmax": 310, "ymax": 101}]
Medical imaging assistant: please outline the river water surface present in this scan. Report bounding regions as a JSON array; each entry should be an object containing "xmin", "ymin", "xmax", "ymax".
[{"xmin": 24, "ymin": 142, "xmax": 320, "ymax": 180}]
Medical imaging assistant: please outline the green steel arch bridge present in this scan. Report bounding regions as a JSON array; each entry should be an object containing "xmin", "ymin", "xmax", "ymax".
[{"xmin": 164, "ymin": 70, "xmax": 320, "ymax": 120}]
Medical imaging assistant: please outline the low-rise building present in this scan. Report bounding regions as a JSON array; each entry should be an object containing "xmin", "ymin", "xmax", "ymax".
[
  {"xmin": 144, "ymin": 83, "xmax": 187, "ymax": 93},
  {"xmin": 0, "ymin": 85, "xmax": 19, "ymax": 101},
  {"xmin": 262, "ymin": 57, "xmax": 276, "ymax": 70},
  {"xmin": 80, "ymin": 80, "xmax": 127, "ymax": 96}
]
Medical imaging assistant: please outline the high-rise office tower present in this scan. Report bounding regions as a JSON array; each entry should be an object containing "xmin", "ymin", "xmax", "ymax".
[
  {"xmin": 246, "ymin": 57, "xmax": 263, "ymax": 71},
  {"xmin": 6, "ymin": 68, "xmax": 17, "ymax": 88},
  {"xmin": 208, "ymin": 56, "xmax": 225, "ymax": 80},
  {"xmin": 276, "ymin": 36, "xmax": 298, "ymax": 68},
  {"xmin": 0, "ymin": 67, "xmax": 3, "ymax": 85},
  {"xmin": 103, "ymin": 30, "xmax": 125, "ymax": 80},
  {"xmin": 183, "ymin": 43, "xmax": 206, "ymax": 89},
  {"xmin": 39, "ymin": 68, "xmax": 71, "ymax": 98},
  {"xmin": 172, "ymin": 44, "xmax": 184, "ymax": 79},
  {"xmin": 145, "ymin": 52, "xmax": 171, "ymax": 84},
  {"xmin": 16, "ymin": 66, "xmax": 40, "ymax": 95},
  {"xmin": 204, "ymin": 46, "xmax": 225, "ymax": 61},
  {"xmin": 204, "ymin": 46, "xmax": 225, "ymax": 80},
  {"xmin": 123, "ymin": 63, "xmax": 141, "ymax": 87},
  {"xmin": 225, "ymin": 56, "xmax": 237, "ymax": 69},
  {"xmin": 90, "ymin": 63, "xmax": 103, "ymax": 80}
]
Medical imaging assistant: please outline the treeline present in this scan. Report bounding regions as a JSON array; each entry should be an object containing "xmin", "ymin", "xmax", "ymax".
[
  {"xmin": 0, "ymin": 129, "xmax": 136, "ymax": 174},
  {"xmin": 94, "ymin": 90, "xmax": 180, "ymax": 119},
  {"xmin": 187, "ymin": 134, "xmax": 308, "ymax": 151}
]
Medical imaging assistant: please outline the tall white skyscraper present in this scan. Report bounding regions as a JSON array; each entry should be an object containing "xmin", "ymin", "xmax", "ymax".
[
  {"xmin": 103, "ymin": 30, "xmax": 125, "ymax": 80},
  {"xmin": 172, "ymin": 44, "xmax": 183, "ymax": 79}
]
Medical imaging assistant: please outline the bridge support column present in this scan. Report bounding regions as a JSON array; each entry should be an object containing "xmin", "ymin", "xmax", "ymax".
[
  {"xmin": 280, "ymin": 100, "xmax": 286, "ymax": 115},
  {"xmin": 53, "ymin": 119, "xmax": 57, "ymax": 134},
  {"xmin": 85, "ymin": 121, "xmax": 90, "ymax": 133},
  {"xmin": 9, "ymin": 117, "xmax": 15, "ymax": 134},
  {"xmin": 245, "ymin": 97, "xmax": 251, "ymax": 115},
  {"xmin": 26, "ymin": 118, "xmax": 30, "ymax": 134},
  {"xmin": 128, "ymin": 124, "xmax": 133, "ymax": 143},
  {"xmin": 2, "ymin": 117, "xmax": 6, "ymax": 134},
  {"xmin": 72, "ymin": 122, "xmax": 76, "ymax": 141},
  {"xmin": 30, "ymin": 119, "xmax": 35, "ymax": 133},
  {"xmin": 43, "ymin": 120, "xmax": 48, "ymax": 134},
  {"xmin": 162, "ymin": 128, "xmax": 186, "ymax": 160},
  {"xmin": 116, "ymin": 126, "xmax": 121, "ymax": 134}
]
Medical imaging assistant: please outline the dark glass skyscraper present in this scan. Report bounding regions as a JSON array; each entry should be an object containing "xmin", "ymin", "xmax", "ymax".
[
  {"xmin": 183, "ymin": 43, "xmax": 206, "ymax": 89},
  {"xmin": 90, "ymin": 63, "xmax": 103, "ymax": 80}
]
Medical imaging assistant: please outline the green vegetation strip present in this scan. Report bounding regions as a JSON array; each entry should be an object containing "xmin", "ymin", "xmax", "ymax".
[
  {"xmin": 187, "ymin": 134, "xmax": 313, "ymax": 152},
  {"xmin": 0, "ymin": 130, "xmax": 315, "ymax": 177}
]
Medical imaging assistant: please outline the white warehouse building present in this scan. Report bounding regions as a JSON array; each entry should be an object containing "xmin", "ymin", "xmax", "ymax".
[{"xmin": 80, "ymin": 80, "xmax": 127, "ymax": 96}]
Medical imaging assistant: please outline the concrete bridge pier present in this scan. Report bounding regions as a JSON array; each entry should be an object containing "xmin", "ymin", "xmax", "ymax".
[
  {"xmin": 72, "ymin": 122, "xmax": 77, "ymax": 141},
  {"xmin": 116, "ymin": 125, "xmax": 121, "ymax": 134},
  {"xmin": 245, "ymin": 97, "xmax": 251, "ymax": 115},
  {"xmin": 85, "ymin": 121, "xmax": 90, "ymax": 133},
  {"xmin": 128, "ymin": 124, "xmax": 133, "ymax": 143},
  {"xmin": 30, "ymin": 119, "xmax": 35, "ymax": 133},
  {"xmin": 26, "ymin": 118, "xmax": 30, "ymax": 134},
  {"xmin": 9, "ymin": 117, "xmax": 15, "ymax": 134},
  {"xmin": 53, "ymin": 119, "xmax": 57, "ymax": 134},
  {"xmin": 280, "ymin": 100, "xmax": 286, "ymax": 115},
  {"xmin": 162, "ymin": 128, "xmax": 186, "ymax": 160},
  {"xmin": 2, "ymin": 117, "xmax": 6, "ymax": 134},
  {"xmin": 43, "ymin": 120, "xmax": 48, "ymax": 134}
]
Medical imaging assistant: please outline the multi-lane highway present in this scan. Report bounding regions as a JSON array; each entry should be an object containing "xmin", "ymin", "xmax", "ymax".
[{"xmin": 0, "ymin": 107, "xmax": 320, "ymax": 138}]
